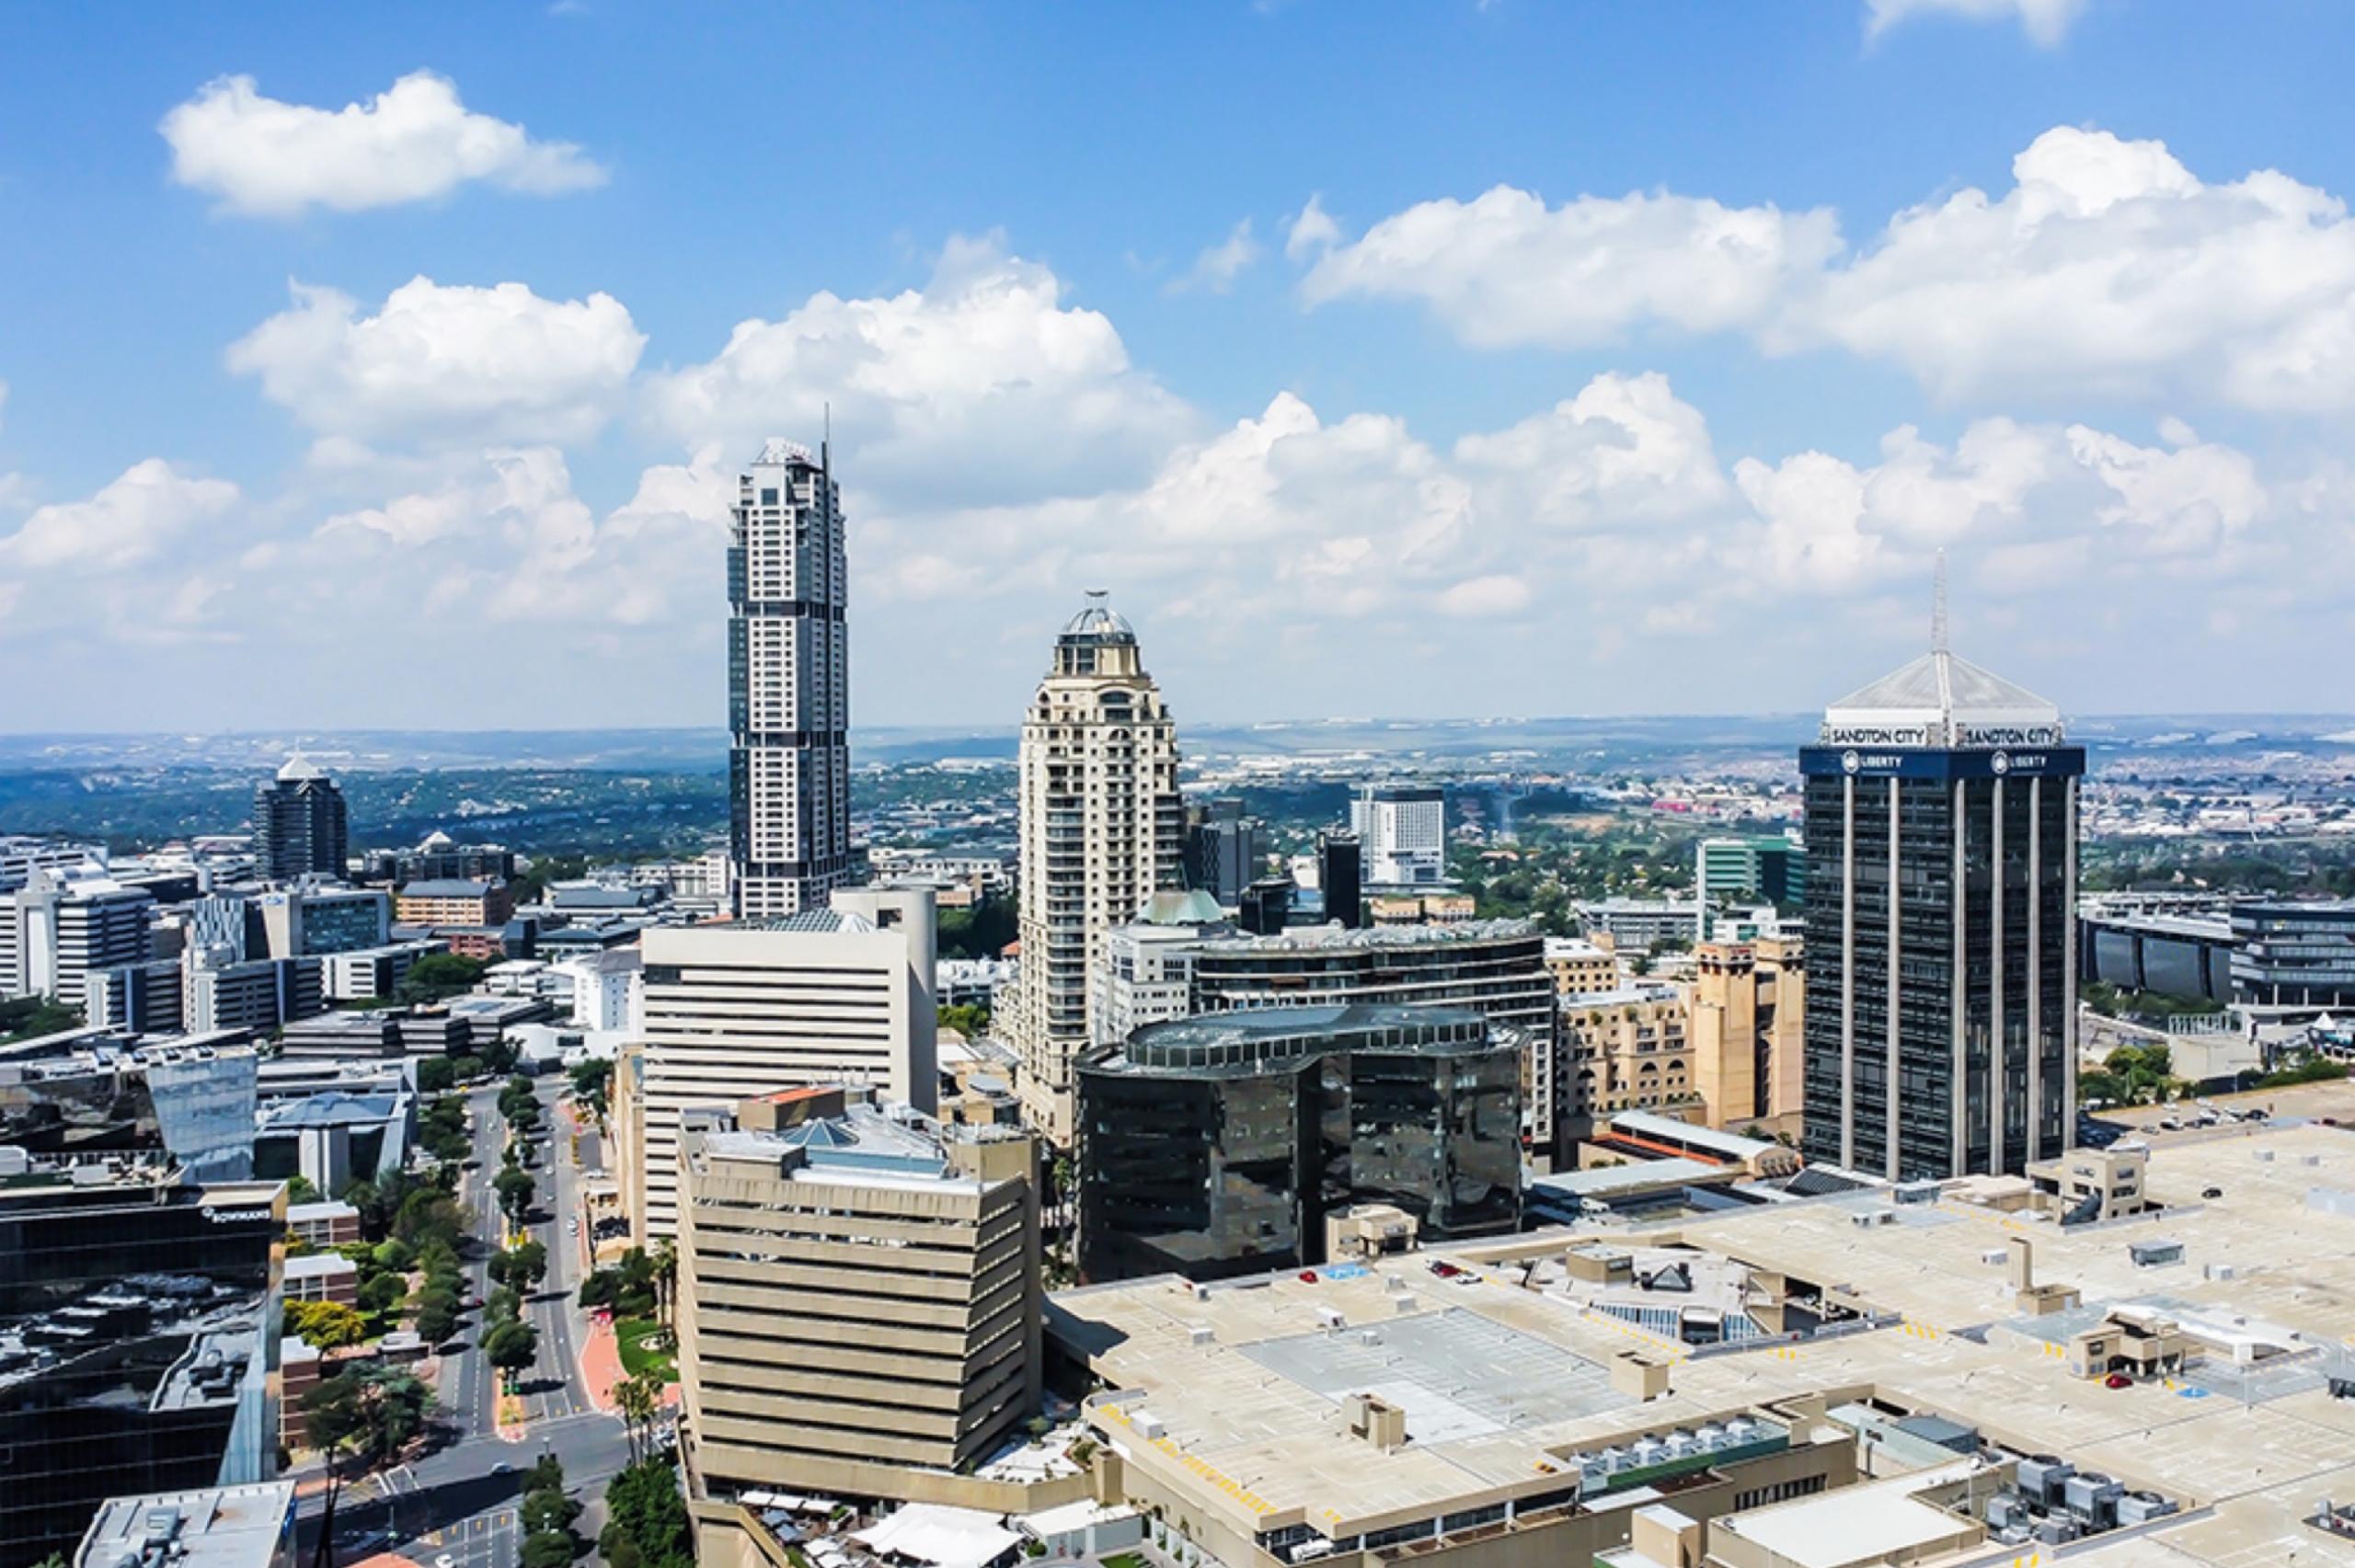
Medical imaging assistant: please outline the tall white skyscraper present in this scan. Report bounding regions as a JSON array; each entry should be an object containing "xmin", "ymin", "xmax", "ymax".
[
  {"xmin": 728, "ymin": 439, "xmax": 854, "ymax": 920},
  {"xmin": 1013, "ymin": 594, "xmax": 1184, "ymax": 1147},
  {"xmin": 1351, "ymin": 784, "xmax": 1446, "ymax": 885}
]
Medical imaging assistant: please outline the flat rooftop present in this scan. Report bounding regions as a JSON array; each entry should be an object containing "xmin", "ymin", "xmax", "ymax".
[
  {"xmin": 1046, "ymin": 1119, "xmax": 2355, "ymax": 1564},
  {"xmin": 76, "ymin": 1482, "xmax": 295, "ymax": 1568}
]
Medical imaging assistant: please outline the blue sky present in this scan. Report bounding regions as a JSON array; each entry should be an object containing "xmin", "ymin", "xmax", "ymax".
[{"xmin": 4, "ymin": 0, "xmax": 2354, "ymax": 733}]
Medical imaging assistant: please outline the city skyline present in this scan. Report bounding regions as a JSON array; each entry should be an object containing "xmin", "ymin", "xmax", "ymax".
[{"xmin": 7, "ymin": 4, "xmax": 2355, "ymax": 731}]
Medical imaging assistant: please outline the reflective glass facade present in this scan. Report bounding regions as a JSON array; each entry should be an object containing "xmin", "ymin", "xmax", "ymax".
[
  {"xmin": 0, "ymin": 1048, "xmax": 257, "ymax": 1184},
  {"xmin": 1799, "ymin": 749, "xmax": 2081, "ymax": 1179},
  {"xmin": 0, "ymin": 1178, "xmax": 282, "ymax": 1567},
  {"xmin": 1075, "ymin": 1005, "xmax": 1522, "ymax": 1283}
]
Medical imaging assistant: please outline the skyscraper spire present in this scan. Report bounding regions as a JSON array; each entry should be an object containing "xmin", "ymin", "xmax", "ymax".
[{"xmin": 1932, "ymin": 547, "xmax": 1949, "ymax": 656}]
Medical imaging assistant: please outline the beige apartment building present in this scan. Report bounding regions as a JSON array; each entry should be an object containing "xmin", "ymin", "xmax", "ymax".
[
  {"xmin": 1011, "ymin": 594, "xmax": 1184, "ymax": 1147},
  {"xmin": 1544, "ymin": 935, "xmax": 1621, "ymax": 998},
  {"xmin": 625, "ymin": 887, "xmax": 936, "ymax": 1240},
  {"xmin": 1560, "ymin": 984, "xmax": 1693, "ymax": 1128},
  {"xmin": 677, "ymin": 1088, "xmax": 1042, "ymax": 1560},
  {"xmin": 1687, "ymin": 938, "xmax": 1805, "ymax": 1139}
]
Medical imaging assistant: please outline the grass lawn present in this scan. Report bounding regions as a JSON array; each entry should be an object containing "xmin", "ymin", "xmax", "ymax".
[
  {"xmin": 1100, "ymin": 1555, "xmax": 1148, "ymax": 1568},
  {"xmin": 615, "ymin": 1316, "xmax": 676, "ymax": 1381}
]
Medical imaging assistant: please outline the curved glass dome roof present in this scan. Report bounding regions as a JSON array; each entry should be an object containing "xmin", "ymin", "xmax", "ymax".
[{"xmin": 1060, "ymin": 589, "xmax": 1135, "ymax": 643}]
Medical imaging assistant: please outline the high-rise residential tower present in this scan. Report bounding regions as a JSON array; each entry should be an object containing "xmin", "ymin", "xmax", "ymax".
[
  {"xmin": 728, "ymin": 439, "xmax": 853, "ymax": 921},
  {"xmin": 1798, "ymin": 574, "xmax": 2083, "ymax": 1181},
  {"xmin": 252, "ymin": 755, "xmax": 348, "ymax": 882},
  {"xmin": 1012, "ymin": 594, "xmax": 1183, "ymax": 1146}
]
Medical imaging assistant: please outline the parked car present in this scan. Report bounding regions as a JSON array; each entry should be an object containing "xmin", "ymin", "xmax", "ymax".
[{"xmin": 2104, "ymin": 1373, "xmax": 2132, "ymax": 1390}]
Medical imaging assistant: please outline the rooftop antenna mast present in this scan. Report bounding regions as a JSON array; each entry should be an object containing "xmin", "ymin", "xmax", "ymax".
[
  {"xmin": 821, "ymin": 401, "xmax": 831, "ymax": 483},
  {"xmin": 1930, "ymin": 547, "xmax": 1954, "ymax": 741},
  {"xmin": 1931, "ymin": 547, "xmax": 1949, "ymax": 656}
]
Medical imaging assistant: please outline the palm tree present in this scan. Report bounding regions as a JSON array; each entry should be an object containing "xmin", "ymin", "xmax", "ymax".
[
  {"xmin": 615, "ymin": 1373, "xmax": 660, "ymax": 1465},
  {"xmin": 650, "ymin": 1239, "xmax": 677, "ymax": 1329}
]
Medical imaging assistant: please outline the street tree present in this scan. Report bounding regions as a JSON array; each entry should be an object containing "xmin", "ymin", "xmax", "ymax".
[
  {"xmin": 359, "ymin": 1273, "xmax": 408, "ymax": 1313},
  {"xmin": 303, "ymin": 1364, "xmax": 432, "ymax": 1470},
  {"xmin": 494, "ymin": 1166, "xmax": 536, "ymax": 1227},
  {"xmin": 482, "ymin": 1318, "xmax": 539, "ymax": 1381},
  {"xmin": 490, "ymin": 1239, "xmax": 548, "ymax": 1294}
]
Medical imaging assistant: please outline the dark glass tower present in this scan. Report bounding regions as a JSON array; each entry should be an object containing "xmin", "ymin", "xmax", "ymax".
[
  {"xmin": 1074, "ymin": 1003, "xmax": 1522, "ymax": 1283},
  {"xmin": 1318, "ymin": 830, "xmax": 1364, "ymax": 929},
  {"xmin": 729, "ymin": 439, "xmax": 853, "ymax": 920},
  {"xmin": 1799, "ymin": 592, "xmax": 2082, "ymax": 1180},
  {"xmin": 0, "ymin": 1173, "xmax": 283, "ymax": 1565},
  {"xmin": 251, "ymin": 755, "xmax": 348, "ymax": 882}
]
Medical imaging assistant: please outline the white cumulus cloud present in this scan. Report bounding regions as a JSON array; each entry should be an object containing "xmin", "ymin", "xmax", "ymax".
[
  {"xmin": 228, "ymin": 277, "xmax": 645, "ymax": 447},
  {"xmin": 645, "ymin": 234, "xmax": 1193, "ymax": 508},
  {"xmin": 0, "ymin": 459, "xmax": 237, "ymax": 574},
  {"xmin": 1302, "ymin": 184, "xmax": 1842, "ymax": 349},
  {"xmin": 1305, "ymin": 126, "xmax": 2355, "ymax": 414},
  {"xmin": 162, "ymin": 71, "xmax": 606, "ymax": 218},
  {"xmin": 1799, "ymin": 127, "xmax": 2355, "ymax": 410},
  {"xmin": 1864, "ymin": 0, "xmax": 2086, "ymax": 47}
]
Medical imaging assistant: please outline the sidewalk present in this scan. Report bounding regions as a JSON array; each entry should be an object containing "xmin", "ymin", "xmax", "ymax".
[
  {"xmin": 580, "ymin": 1315, "xmax": 624, "ymax": 1412},
  {"xmin": 579, "ymin": 1314, "xmax": 681, "ymax": 1412}
]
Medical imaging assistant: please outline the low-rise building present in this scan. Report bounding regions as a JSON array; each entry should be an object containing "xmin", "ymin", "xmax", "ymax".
[
  {"xmin": 74, "ymin": 1482, "xmax": 297, "ymax": 1568},
  {"xmin": 393, "ymin": 878, "xmax": 516, "ymax": 928},
  {"xmin": 1545, "ymin": 936, "xmax": 1621, "ymax": 997},
  {"xmin": 1575, "ymin": 896, "xmax": 1701, "ymax": 953},
  {"xmin": 281, "ymin": 1251, "xmax": 359, "ymax": 1305},
  {"xmin": 284, "ymin": 1198, "xmax": 361, "ymax": 1247},
  {"xmin": 1090, "ymin": 890, "xmax": 1231, "ymax": 1045},
  {"xmin": 1075, "ymin": 1004, "xmax": 1522, "ymax": 1283}
]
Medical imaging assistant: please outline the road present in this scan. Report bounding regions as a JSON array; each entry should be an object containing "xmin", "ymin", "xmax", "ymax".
[{"xmin": 302, "ymin": 1075, "xmax": 632, "ymax": 1568}]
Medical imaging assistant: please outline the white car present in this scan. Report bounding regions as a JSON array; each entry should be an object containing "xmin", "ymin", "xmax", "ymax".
[{"xmin": 435, "ymin": 1556, "xmax": 455, "ymax": 1568}]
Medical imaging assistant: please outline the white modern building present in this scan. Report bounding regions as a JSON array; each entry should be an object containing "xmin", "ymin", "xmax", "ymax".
[
  {"xmin": 728, "ymin": 439, "xmax": 854, "ymax": 921},
  {"xmin": 4, "ymin": 865, "xmax": 155, "ymax": 1006},
  {"xmin": 1350, "ymin": 784, "xmax": 1445, "ymax": 886},
  {"xmin": 1010, "ymin": 594, "xmax": 1185, "ymax": 1147},
  {"xmin": 1090, "ymin": 890, "xmax": 1231, "ymax": 1047},
  {"xmin": 556, "ymin": 948, "xmax": 642, "ymax": 1033},
  {"xmin": 627, "ymin": 887, "xmax": 937, "ymax": 1238}
]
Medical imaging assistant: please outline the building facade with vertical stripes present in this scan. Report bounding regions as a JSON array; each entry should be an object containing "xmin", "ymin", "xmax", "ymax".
[
  {"xmin": 1798, "ymin": 619, "xmax": 2082, "ymax": 1181},
  {"xmin": 728, "ymin": 439, "xmax": 853, "ymax": 921}
]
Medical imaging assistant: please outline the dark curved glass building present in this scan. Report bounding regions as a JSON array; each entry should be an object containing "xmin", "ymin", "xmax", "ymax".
[{"xmin": 1074, "ymin": 1004, "xmax": 1522, "ymax": 1284}]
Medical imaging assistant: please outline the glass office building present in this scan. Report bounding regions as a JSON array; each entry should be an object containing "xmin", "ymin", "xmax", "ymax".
[
  {"xmin": 1074, "ymin": 1003, "xmax": 1522, "ymax": 1284},
  {"xmin": 0, "ymin": 1041, "xmax": 258, "ymax": 1185},
  {"xmin": 2229, "ymin": 901, "xmax": 2355, "ymax": 1009},
  {"xmin": 1799, "ymin": 614, "xmax": 2083, "ymax": 1181},
  {"xmin": 0, "ymin": 1172, "xmax": 283, "ymax": 1566}
]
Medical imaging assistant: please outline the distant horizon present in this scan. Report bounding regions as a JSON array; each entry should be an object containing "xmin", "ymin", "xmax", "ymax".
[{"xmin": 5, "ymin": 709, "xmax": 2355, "ymax": 746}]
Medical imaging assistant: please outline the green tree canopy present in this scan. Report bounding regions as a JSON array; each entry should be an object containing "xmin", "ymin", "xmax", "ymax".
[
  {"xmin": 285, "ymin": 1299, "xmax": 369, "ymax": 1350},
  {"xmin": 303, "ymin": 1363, "xmax": 432, "ymax": 1468}
]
